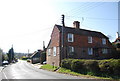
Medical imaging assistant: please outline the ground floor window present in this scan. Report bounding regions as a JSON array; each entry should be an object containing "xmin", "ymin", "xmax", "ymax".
[
  {"xmin": 88, "ymin": 48, "xmax": 93, "ymax": 55},
  {"xmin": 102, "ymin": 48, "xmax": 108, "ymax": 54},
  {"xmin": 53, "ymin": 47, "xmax": 56, "ymax": 56},
  {"xmin": 68, "ymin": 46, "xmax": 74, "ymax": 55},
  {"xmin": 47, "ymin": 49, "xmax": 51, "ymax": 56}
]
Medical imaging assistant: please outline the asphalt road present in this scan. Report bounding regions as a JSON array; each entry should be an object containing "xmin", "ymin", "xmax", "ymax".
[{"xmin": 1, "ymin": 60, "xmax": 86, "ymax": 79}]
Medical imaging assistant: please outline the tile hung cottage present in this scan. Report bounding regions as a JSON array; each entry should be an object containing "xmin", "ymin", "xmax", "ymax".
[{"xmin": 47, "ymin": 21, "xmax": 113, "ymax": 66}]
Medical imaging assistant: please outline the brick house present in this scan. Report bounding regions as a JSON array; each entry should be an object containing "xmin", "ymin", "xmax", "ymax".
[{"xmin": 47, "ymin": 21, "xmax": 113, "ymax": 66}]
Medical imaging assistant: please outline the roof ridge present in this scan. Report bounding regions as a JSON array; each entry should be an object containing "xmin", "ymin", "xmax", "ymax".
[{"xmin": 55, "ymin": 24, "xmax": 108, "ymax": 39}]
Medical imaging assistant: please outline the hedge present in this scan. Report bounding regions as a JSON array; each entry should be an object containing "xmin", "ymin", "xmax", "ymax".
[{"xmin": 61, "ymin": 59, "xmax": 120, "ymax": 76}]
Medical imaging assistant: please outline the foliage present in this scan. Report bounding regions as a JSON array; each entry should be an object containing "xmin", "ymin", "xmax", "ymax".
[
  {"xmin": 21, "ymin": 56, "xmax": 28, "ymax": 60},
  {"xmin": 83, "ymin": 60, "xmax": 100, "ymax": 73},
  {"xmin": 116, "ymin": 43, "xmax": 120, "ymax": 48},
  {"xmin": 99, "ymin": 59, "xmax": 120, "ymax": 75},
  {"xmin": 7, "ymin": 47, "xmax": 14, "ymax": 63},
  {"xmin": 61, "ymin": 59, "xmax": 120, "ymax": 79},
  {"xmin": 61, "ymin": 59, "xmax": 73, "ymax": 69},
  {"xmin": 71, "ymin": 59, "xmax": 84, "ymax": 72}
]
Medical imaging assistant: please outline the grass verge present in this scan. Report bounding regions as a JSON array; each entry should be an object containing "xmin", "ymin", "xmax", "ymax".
[
  {"xmin": 40, "ymin": 64, "xmax": 58, "ymax": 71},
  {"xmin": 57, "ymin": 67, "xmax": 116, "ymax": 80},
  {"xmin": 40, "ymin": 64, "xmax": 120, "ymax": 81}
]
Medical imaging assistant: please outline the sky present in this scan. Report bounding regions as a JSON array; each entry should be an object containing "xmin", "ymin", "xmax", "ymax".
[{"xmin": 0, "ymin": 0, "xmax": 119, "ymax": 53}]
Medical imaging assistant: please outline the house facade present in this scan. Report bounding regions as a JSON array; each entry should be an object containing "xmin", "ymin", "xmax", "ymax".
[
  {"xmin": 30, "ymin": 50, "xmax": 41, "ymax": 64},
  {"xmin": 47, "ymin": 21, "xmax": 113, "ymax": 66}
]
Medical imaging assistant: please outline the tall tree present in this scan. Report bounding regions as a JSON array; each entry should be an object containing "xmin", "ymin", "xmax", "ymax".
[
  {"xmin": 0, "ymin": 48, "xmax": 4, "ymax": 66},
  {"xmin": 7, "ymin": 47, "xmax": 14, "ymax": 63}
]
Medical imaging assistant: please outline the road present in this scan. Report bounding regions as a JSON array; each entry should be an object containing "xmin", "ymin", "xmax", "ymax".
[{"xmin": 1, "ymin": 60, "xmax": 86, "ymax": 79}]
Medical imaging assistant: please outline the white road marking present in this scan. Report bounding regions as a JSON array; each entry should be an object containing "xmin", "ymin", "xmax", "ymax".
[{"xmin": 3, "ymin": 71, "xmax": 9, "ymax": 81}]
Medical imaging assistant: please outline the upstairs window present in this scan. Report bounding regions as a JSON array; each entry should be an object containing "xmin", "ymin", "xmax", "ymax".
[
  {"xmin": 68, "ymin": 46, "xmax": 74, "ymax": 55},
  {"xmin": 68, "ymin": 33, "xmax": 74, "ymax": 42},
  {"xmin": 53, "ymin": 47, "xmax": 56, "ymax": 56},
  {"xmin": 102, "ymin": 38, "xmax": 106, "ymax": 45},
  {"xmin": 88, "ymin": 48, "xmax": 93, "ymax": 55},
  {"xmin": 88, "ymin": 36, "xmax": 92, "ymax": 43},
  {"xmin": 48, "ymin": 49, "xmax": 51, "ymax": 56}
]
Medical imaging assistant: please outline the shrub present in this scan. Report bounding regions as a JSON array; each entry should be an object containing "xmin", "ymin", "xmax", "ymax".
[
  {"xmin": 61, "ymin": 59, "xmax": 120, "ymax": 77},
  {"xmin": 61, "ymin": 59, "xmax": 73, "ymax": 69},
  {"xmin": 71, "ymin": 59, "xmax": 84, "ymax": 72},
  {"xmin": 99, "ymin": 59, "xmax": 120, "ymax": 75},
  {"xmin": 83, "ymin": 60, "xmax": 99, "ymax": 73}
]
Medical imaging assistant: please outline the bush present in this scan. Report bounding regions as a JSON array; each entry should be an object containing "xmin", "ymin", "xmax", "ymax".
[
  {"xmin": 83, "ymin": 60, "xmax": 99, "ymax": 73},
  {"xmin": 71, "ymin": 59, "xmax": 84, "ymax": 72},
  {"xmin": 99, "ymin": 59, "xmax": 120, "ymax": 75},
  {"xmin": 61, "ymin": 59, "xmax": 120, "ymax": 77},
  {"xmin": 61, "ymin": 59, "xmax": 72, "ymax": 69}
]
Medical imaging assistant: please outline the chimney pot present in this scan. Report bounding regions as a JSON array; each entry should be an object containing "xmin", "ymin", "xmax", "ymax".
[{"xmin": 73, "ymin": 21, "xmax": 80, "ymax": 29}]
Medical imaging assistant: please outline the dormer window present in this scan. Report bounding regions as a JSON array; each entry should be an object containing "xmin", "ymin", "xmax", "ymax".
[
  {"xmin": 88, "ymin": 36, "xmax": 92, "ymax": 43},
  {"xmin": 68, "ymin": 33, "xmax": 74, "ymax": 42},
  {"xmin": 102, "ymin": 38, "xmax": 106, "ymax": 45}
]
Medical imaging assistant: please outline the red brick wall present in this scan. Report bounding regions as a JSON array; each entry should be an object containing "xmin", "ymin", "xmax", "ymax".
[
  {"xmin": 47, "ymin": 26, "xmax": 60, "ymax": 66},
  {"xmin": 63, "ymin": 33, "xmax": 113, "ymax": 59},
  {"xmin": 47, "ymin": 27, "xmax": 113, "ymax": 66}
]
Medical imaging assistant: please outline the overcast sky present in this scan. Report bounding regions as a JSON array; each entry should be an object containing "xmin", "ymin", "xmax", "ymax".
[{"xmin": 0, "ymin": 0, "xmax": 119, "ymax": 53}]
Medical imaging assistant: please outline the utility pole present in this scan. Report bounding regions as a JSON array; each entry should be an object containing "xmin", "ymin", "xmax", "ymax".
[
  {"xmin": 43, "ymin": 41, "xmax": 45, "ymax": 51},
  {"xmin": 61, "ymin": 14, "xmax": 65, "ymax": 63},
  {"xmin": 118, "ymin": 1, "xmax": 120, "ymax": 37},
  {"xmin": 28, "ymin": 49, "xmax": 29, "ymax": 55}
]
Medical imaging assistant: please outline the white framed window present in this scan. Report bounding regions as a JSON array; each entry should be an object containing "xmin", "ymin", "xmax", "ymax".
[
  {"xmin": 47, "ymin": 49, "xmax": 51, "ymax": 56},
  {"xmin": 88, "ymin": 36, "xmax": 92, "ymax": 43},
  {"xmin": 88, "ymin": 48, "xmax": 93, "ymax": 55},
  {"xmin": 68, "ymin": 46, "xmax": 74, "ymax": 55},
  {"xmin": 53, "ymin": 47, "xmax": 56, "ymax": 56},
  {"xmin": 102, "ymin": 38, "xmax": 106, "ymax": 45},
  {"xmin": 68, "ymin": 33, "xmax": 74, "ymax": 42},
  {"xmin": 102, "ymin": 48, "xmax": 108, "ymax": 54}
]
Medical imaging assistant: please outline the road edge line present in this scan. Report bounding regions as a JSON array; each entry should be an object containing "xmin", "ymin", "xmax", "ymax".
[{"xmin": 2, "ymin": 71, "xmax": 9, "ymax": 81}]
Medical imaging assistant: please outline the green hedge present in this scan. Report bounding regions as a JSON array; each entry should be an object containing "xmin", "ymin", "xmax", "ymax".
[{"xmin": 61, "ymin": 59, "xmax": 120, "ymax": 76}]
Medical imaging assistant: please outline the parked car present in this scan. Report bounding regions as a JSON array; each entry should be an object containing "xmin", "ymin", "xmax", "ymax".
[
  {"xmin": 2, "ymin": 61, "xmax": 9, "ymax": 65},
  {"xmin": 12, "ymin": 60, "xmax": 16, "ymax": 63},
  {"xmin": 43, "ymin": 61, "xmax": 46, "ymax": 64},
  {"xmin": 27, "ymin": 59, "xmax": 31, "ymax": 62}
]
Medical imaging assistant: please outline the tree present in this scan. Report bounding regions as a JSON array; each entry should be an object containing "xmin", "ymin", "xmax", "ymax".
[
  {"xmin": 7, "ymin": 47, "xmax": 14, "ymax": 63},
  {"xmin": 116, "ymin": 43, "xmax": 120, "ymax": 48},
  {"xmin": 0, "ymin": 48, "xmax": 4, "ymax": 66}
]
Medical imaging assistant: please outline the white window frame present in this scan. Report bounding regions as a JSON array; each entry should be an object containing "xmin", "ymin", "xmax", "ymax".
[
  {"xmin": 88, "ymin": 36, "xmax": 92, "ymax": 43},
  {"xmin": 48, "ymin": 49, "xmax": 51, "ymax": 56},
  {"xmin": 88, "ymin": 48, "xmax": 93, "ymax": 55},
  {"xmin": 68, "ymin": 46, "xmax": 74, "ymax": 55},
  {"xmin": 102, "ymin": 48, "xmax": 108, "ymax": 54},
  {"xmin": 68, "ymin": 33, "xmax": 74, "ymax": 42},
  {"xmin": 53, "ymin": 47, "xmax": 56, "ymax": 56},
  {"xmin": 102, "ymin": 38, "xmax": 106, "ymax": 45}
]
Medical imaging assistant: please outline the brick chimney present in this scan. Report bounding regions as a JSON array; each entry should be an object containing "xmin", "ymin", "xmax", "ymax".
[{"xmin": 73, "ymin": 21, "xmax": 80, "ymax": 29}]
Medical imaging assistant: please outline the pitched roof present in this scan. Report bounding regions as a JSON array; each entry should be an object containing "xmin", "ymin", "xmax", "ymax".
[
  {"xmin": 114, "ymin": 37, "xmax": 120, "ymax": 43},
  {"xmin": 55, "ymin": 24, "xmax": 108, "ymax": 39}
]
